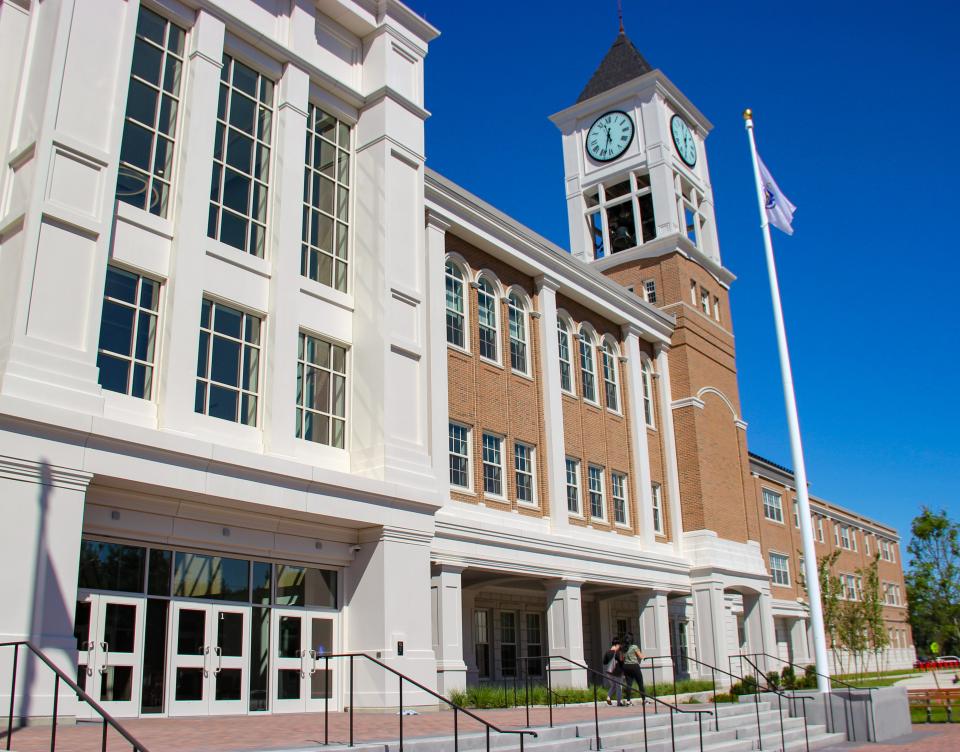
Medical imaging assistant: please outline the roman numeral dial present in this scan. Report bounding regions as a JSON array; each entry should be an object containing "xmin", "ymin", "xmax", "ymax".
[
  {"xmin": 670, "ymin": 114, "xmax": 697, "ymax": 167},
  {"xmin": 585, "ymin": 111, "xmax": 635, "ymax": 163}
]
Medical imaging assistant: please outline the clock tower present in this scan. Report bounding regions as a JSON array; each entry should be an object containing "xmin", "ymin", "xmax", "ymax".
[{"xmin": 550, "ymin": 31, "xmax": 763, "ymax": 548}]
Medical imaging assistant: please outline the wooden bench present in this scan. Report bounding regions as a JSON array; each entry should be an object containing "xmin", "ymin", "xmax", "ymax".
[{"xmin": 907, "ymin": 688, "xmax": 960, "ymax": 722}]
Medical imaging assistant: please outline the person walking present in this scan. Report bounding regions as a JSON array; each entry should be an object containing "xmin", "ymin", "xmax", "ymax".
[
  {"xmin": 602, "ymin": 636, "xmax": 626, "ymax": 706},
  {"xmin": 621, "ymin": 633, "xmax": 647, "ymax": 705}
]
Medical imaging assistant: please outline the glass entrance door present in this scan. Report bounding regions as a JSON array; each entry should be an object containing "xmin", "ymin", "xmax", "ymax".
[
  {"xmin": 168, "ymin": 602, "xmax": 249, "ymax": 716},
  {"xmin": 74, "ymin": 594, "xmax": 144, "ymax": 719},
  {"xmin": 271, "ymin": 609, "xmax": 337, "ymax": 712}
]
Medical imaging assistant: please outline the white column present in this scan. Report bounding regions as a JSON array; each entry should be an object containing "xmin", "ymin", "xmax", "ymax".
[
  {"xmin": 155, "ymin": 10, "xmax": 225, "ymax": 431},
  {"xmin": 346, "ymin": 528, "xmax": 437, "ymax": 708},
  {"xmin": 0, "ymin": 0, "xmax": 138, "ymax": 412},
  {"xmin": 654, "ymin": 344, "xmax": 684, "ymax": 553},
  {"xmin": 431, "ymin": 563, "xmax": 467, "ymax": 694},
  {"xmin": 691, "ymin": 581, "xmax": 728, "ymax": 678},
  {"xmin": 535, "ymin": 278, "xmax": 569, "ymax": 532},
  {"xmin": 622, "ymin": 327, "xmax": 656, "ymax": 546},
  {"xmin": 426, "ymin": 211, "xmax": 453, "ymax": 489},
  {"xmin": 638, "ymin": 590, "xmax": 673, "ymax": 684},
  {"xmin": 262, "ymin": 63, "xmax": 309, "ymax": 455},
  {"xmin": 546, "ymin": 579, "xmax": 586, "ymax": 687},
  {"xmin": 743, "ymin": 590, "xmax": 777, "ymax": 674},
  {"xmin": 790, "ymin": 617, "xmax": 811, "ymax": 664},
  {"xmin": 0, "ymin": 459, "xmax": 91, "ymax": 722},
  {"xmin": 461, "ymin": 588, "xmax": 479, "ymax": 684}
]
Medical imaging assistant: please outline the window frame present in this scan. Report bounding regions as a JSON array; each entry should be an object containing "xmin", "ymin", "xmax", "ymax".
[
  {"xmin": 587, "ymin": 464, "xmax": 606, "ymax": 521},
  {"xmin": 565, "ymin": 458, "xmax": 582, "ymax": 516},
  {"xmin": 557, "ymin": 316, "xmax": 575, "ymax": 395},
  {"xmin": 642, "ymin": 279, "xmax": 657, "ymax": 304},
  {"xmin": 769, "ymin": 552, "xmax": 791, "ymax": 587},
  {"xmin": 612, "ymin": 471, "xmax": 629, "ymax": 527},
  {"xmin": 640, "ymin": 357, "xmax": 655, "ymax": 427},
  {"xmin": 513, "ymin": 441, "xmax": 537, "ymax": 506},
  {"xmin": 448, "ymin": 422, "xmax": 472, "ymax": 490},
  {"xmin": 578, "ymin": 329, "xmax": 598, "ymax": 405},
  {"xmin": 295, "ymin": 330, "xmax": 348, "ymax": 449},
  {"xmin": 476, "ymin": 277, "xmax": 500, "ymax": 364},
  {"xmin": 762, "ymin": 488, "xmax": 784, "ymax": 524},
  {"xmin": 583, "ymin": 171, "xmax": 657, "ymax": 259},
  {"xmin": 507, "ymin": 292, "xmax": 529, "ymax": 376},
  {"xmin": 651, "ymin": 481, "xmax": 664, "ymax": 534},
  {"xmin": 445, "ymin": 260, "xmax": 468, "ymax": 352},
  {"xmin": 481, "ymin": 432, "xmax": 506, "ymax": 499},
  {"xmin": 601, "ymin": 340, "xmax": 620, "ymax": 413}
]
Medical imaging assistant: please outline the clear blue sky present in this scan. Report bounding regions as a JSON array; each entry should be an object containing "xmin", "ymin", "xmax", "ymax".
[{"xmin": 408, "ymin": 0, "xmax": 959, "ymax": 552}]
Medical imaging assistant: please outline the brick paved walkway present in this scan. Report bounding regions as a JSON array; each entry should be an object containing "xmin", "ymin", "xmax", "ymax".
[{"xmin": 4, "ymin": 705, "xmax": 958, "ymax": 751}]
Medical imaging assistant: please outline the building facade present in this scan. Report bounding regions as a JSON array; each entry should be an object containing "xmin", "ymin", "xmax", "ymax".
[{"xmin": 0, "ymin": 0, "xmax": 913, "ymax": 722}]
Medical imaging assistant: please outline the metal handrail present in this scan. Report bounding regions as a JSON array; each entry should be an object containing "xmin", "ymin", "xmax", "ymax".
[
  {"xmin": 0, "ymin": 640, "xmax": 150, "ymax": 751},
  {"xmin": 645, "ymin": 652, "xmax": 814, "ymax": 752},
  {"xmin": 315, "ymin": 653, "xmax": 537, "ymax": 750},
  {"xmin": 543, "ymin": 653, "xmax": 713, "ymax": 752},
  {"xmin": 732, "ymin": 651, "xmax": 877, "ymax": 743}
]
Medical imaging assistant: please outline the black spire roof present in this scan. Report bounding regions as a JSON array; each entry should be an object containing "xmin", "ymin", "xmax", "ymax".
[{"xmin": 576, "ymin": 31, "xmax": 653, "ymax": 103}]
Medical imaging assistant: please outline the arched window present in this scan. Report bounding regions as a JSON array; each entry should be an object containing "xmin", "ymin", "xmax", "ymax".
[
  {"xmin": 445, "ymin": 261, "xmax": 465, "ymax": 348},
  {"xmin": 477, "ymin": 278, "xmax": 498, "ymax": 361},
  {"xmin": 641, "ymin": 358, "xmax": 654, "ymax": 426},
  {"xmin": 579, "ymin": 330, "xmax": 597, "ymax": 403},
  {"xmin": 507, "ymin": 292, "xmax": 528, "ymax": 374},
  {"xmin": 557, "ymin": 317, "xmax": 573, "ymax": 393},
  {"xmin": 602, "ymin": 341, "xmax": 619, "ymax": 412}
]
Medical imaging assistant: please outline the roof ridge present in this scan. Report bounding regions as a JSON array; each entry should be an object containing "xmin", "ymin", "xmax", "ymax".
[{"xmin": 576, "ymin": 31, "xmax": 653, "ymax": 104}]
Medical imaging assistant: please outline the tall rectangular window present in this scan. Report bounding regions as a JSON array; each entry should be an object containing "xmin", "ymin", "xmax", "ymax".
[
  {"xmin": 769, "ymin": 553, "xmax": 790, "ymax": 586},
  {"xmin": 482, "ymin": 433, "xmax": 503, "ymax": 496},
  {"xmin": 602, "ymin": 345, "xmax": 619, "ymax": 412},
  {"xmin": 514, "ymin": 442, "xmax": 535, "ymax": 504},
  {"xmin": 449, "ymin": 423, "xmax": 470, "ymax": 488},
  {"xmin": 195, "ymin": 299, "xmax": 261, "ymax": 426},
  {"xmin": 651, "ymin": 482, "xmax": 663, "ymax": 534},
  {"xmin": 296, "ymin": 332, "xmax": 347, "ymax": 448},
  {"xmin": 641, "ymin": 361, "xmax": 655, "ymax": 426},
  {"xmin": 445, "ymin": 262, "xmax": 465, "ymax": 348},
  {"xmin": 477, "ymin": 280, "xmax": 498, "ymax": 361},
  {"xmin": 700, "ymin": 289, "xmax": 711, "ymax": 316},
  {"xmin": 762, "ymin": 489, "xmax": 784, "ymax": 522},
  {"xmin": 301, "ymin": 105, "xmax": 351, "ymax": 291},
  {"xmin": 579, "ymin": 334, "xmax": 596, "ymax": 403},
  {"xmin": 840, "ymin": 526, "xmax": 851, "ymax": 549},
  {"xmin": 612, "ymin": 472, "xmax": 628, "ymax": 525},
  {"xmin": 507, "ymin": 295, "xmax": 528, "ymax": 374},
  {"xmin": 208, "ymin": 55, "xmax": 274, "ymax": 257},
  {"xmin": 97, "ymin": 266, "xmax": 160, "ymax": 399},
  {"xmin": 565, "ymin": 458, "xmax": 581, "ymax": 514},
  {"xmin": 474, "ymin": 610, "xmax": 490, "ymax": 679},
  {"xmin": 525, "ymin": 613, "xmax": 543, "ymax": 676},
  {"xmin": 817, "ymin": 516, "xmax": 825, "ymax": 543},
  {"xmin": 643, "ymin": 279, "xmax": 657, "ymax": 304},
  {"xmin": 500, "ymin": 611, "xmax": 517, "ymax": 677},
  {"xmin": 557, "ymin": 319, "xmax": 573, "ymax": 393},
  {"xmin": 588, "ymin": 465, "xmax": 605, "ymax": 519},
  {"xmin": 792, "ymin": 501, "xmax": 799, "ymax": 528},
  {"xmin": 116, "ymin": 8, "xmax": 185, "ymax": 217}
]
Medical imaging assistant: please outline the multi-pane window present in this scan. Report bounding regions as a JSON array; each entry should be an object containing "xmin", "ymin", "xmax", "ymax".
[
  {"xmin": 677, "ymin": 175, "xmax": 707, "ymax": 250},
  {"xmin": 840, "ymin": 525, "xmax": 851, "ymax": 550},
  {"xmin": 448, "ymin": 423, "xmax": 470, "ymax": 488},
  {"xmin": 584, "ymin": 172, "xmax": 656, "ymax": 259},
  {"xmin": 209, "ymin": 55, "xmax": 274, "ymax": 257},
  {"xmin": 713, "ymin": 296, "xmax": 721, "ymax": 322},
  {"xmin": 762, "ymin": 489, "xmax": 784, "ymax": 522},
  {"xmin": 700, "ymin": 289, "xmax": 711, "ymax": 316},
  {"xmin": 526, "ymin": 613, "xmax": 543, "ymax": 676},
  {"xmin": 612, "ymin": 472, "xmax": 628, "ymax": 525},
  {"xmin": 301, "ymin": 104, "xmax": 350, "ymax": 290},
  {"xmin": 477, "ymin": 279, "xmax": 498, "ymax": 361},
  {"xmin": 601, "ymin": 342, "xmax": 619, "ymax": 412},
  {"xmin": 500, "ymin": 611, "xmax": 517, "ymax": 677},
  {"xmin": 843, "ymin": 574, "xmax": 858, "ymax": 601},
  {"xmin": 482, "ymin": 433, "xmax": 504, "ymax": 496},
  {"xmin": 507, "ymin": 293, "xmax": 528, "ymax": 373},
  {"xmin": 296, "ymin": 332, "xmax": 347, "ymax": 448},
  {"xmin": 116, "ymin": 8, "xmax": 185, "ymax": 217},
  {"xmin": 97, "ymin": 266, "xmax": 160, "ymax": 399},
  {"xmin": 475, "ymin": 610, "xmax": 490, "ymax": 678},
  {"xmin": 865, "ymin": 534, "xmax": 871, "ymax": 557},
  {"xmin": 565, "ymin": 458, "xmax": 581, "ymax": 514},
  {"xmin": 514, "ymin": 443, "xmax": 535, "ymax": 504},
  {"xmin": 851, "ymin": 529, "xmax": 858, "ymax": 552},
  {"xmin": 689, "ymin": 280, "xmax": 698, "ymax": 306},
  {"xmin": 445, "ymin": 262, "xmax": 466, "ymax": 348},
  {"xmin": 793, "ymin": 501, "xmax": 799, "ymax": 528},
  {"xmin": 579, "ymin": 332, "xmax": 597, "ymax": 402},
  {"xmin": 817, "ymin": 516, "xmax": 825, "ymax": 543},
  {"xmin": 195, "ymin": 299, "xmax": 261, "ymax": 426},
  {"xmin": 769, "ymin": 553, "xmax": 790, "ymax": 586},
  {"xmin": 651, "ymin": 482, "xmax": 663, "ymax": 534},
  {"xmin": 588, "ymin": 465, "xmax": 605, "ymax": 519},
  {"xmin": 643, "ymin": 279, "xmax": 657, "ymax": 303},
  {"xmin": 557, "ymin": 318, "xmax": 573, "ymax": 393},
  {"xmin": 641, "ymin": 359, "xmax": 655, "ymax": 426}
]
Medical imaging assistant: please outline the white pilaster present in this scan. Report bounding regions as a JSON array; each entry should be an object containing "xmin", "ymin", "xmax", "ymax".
[
  {"xmin": 691, "ymin": 581, "xmax": 727, "ymax": 677},
  {"xmin": 431, "ymin": 562, "xmax": 467, "ymax": 694},
  {"xmin": 790, "ymin": 617, "xmax": 811, "ymax": 664},
  {"xmin": 535, "ymin": 278, "xmax": 569, "ymax": 532},
  {"xmin": 622, "ymin": 327, "xmax": 655, "ymax": 546},
  {"xmin": 655, "ymin": 344, "xmax": 684, "ymax": 553},
  {"xmin": 638, "ymin": 589, "xmax": 673, "ymax": 684},
  {"xmin": 426, "ymin": 211, "xmax": 453, "ymax": 490},
  {"xmin": 546, "ymin": 578, "xmax": 586, "ymax": 687}
]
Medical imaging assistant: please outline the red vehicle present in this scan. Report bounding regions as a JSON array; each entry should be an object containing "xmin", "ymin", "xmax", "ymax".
[{"xmin": 914, "ymin": 656, "xmax": 960, "ymax": 671}]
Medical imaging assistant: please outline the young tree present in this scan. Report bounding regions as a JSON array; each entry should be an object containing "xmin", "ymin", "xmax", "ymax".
[
  {"xmin": 859, "ymin": 554, "xmax": 888, "ymax": 675},
  {"xmin": 801, "ymin": 550, "xmax": 843, "ymax": 672},
  {"xmin": 906, "ymin": 508, "xmax": 960, "ymax": 656}
]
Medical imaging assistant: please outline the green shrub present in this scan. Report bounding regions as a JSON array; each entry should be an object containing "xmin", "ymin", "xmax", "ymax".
[
  {"xmin": 711, "ymin": 692, "xmax": 737, "ymax": 703},
  {"xmin": 780, "ymin": 666, "xmax": 797, "ymax": 690},
  {"xmin": 448, "ymin": 683, "xmax": 609, "ymax": 709},
  {"xmin": 731, "ymin": 674, "xmax": 759, "ymax": 696},
  {"xmin": 765, "ymin": 670, "xmax": 781, "ymax": 690}
]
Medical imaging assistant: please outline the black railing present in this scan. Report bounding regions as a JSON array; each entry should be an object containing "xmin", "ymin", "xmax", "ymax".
[
  {"xmin": 316, "ymin": 653, "xmax": 537, "ymax": 750},
  {"xmin": 647, "ymin": 652, "xmax": 814, "ymax": 752},
  {"xmin": 541, "ymin": 653, "xmax": 713, "ymax": 752},
  {"xmin": 1, "ymin": 641, "xmax": 150, "ymax": 752},
  {"xmin": 732, "ymin": 651, "xmax": 877, "ymax": 742}
]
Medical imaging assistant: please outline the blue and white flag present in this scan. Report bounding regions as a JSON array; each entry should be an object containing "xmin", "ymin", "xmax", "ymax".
[{"xmin": 757, "ymin": 156, "xmax": 796, "ymax": 235}]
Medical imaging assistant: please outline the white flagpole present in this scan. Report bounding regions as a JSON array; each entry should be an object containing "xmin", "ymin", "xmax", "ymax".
[{"xmin": 743, "ymin": 109, "xmax": 831, "ymax": 693}]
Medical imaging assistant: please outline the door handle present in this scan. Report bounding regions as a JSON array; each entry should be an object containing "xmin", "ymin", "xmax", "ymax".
[
  {"xmin": 307, "ymin": 649, "xmax": 317, "ymax": 676},
  {"xmin": 214, "ymin": 646, "xmax": 223, "ymax": 675},
  {"xmin": 203, "ymin": 645, "xmax": 210, "ymax": 678},
  {"xmin": 99, "ymin": 641, "xmax": 109, "ymax": 674},
  {"xmin": 84, "ymin": 641, "xmax": 94, "ymax": 676}
]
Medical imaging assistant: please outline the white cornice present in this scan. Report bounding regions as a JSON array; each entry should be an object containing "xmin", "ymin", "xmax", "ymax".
[
  {"xmin": 591, "ymin": 233, "xmax": 736, "ymax": 289},
  {"xmin": 671, "ymin": 397, "xmax": 705, "ymax": 411},
  {"xmin": 0, "ymin": 455, "xmax": 93, "ymax": 492}
]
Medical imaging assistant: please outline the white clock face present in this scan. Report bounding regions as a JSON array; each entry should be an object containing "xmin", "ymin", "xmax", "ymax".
[
  {"xmin": 671, "ymin": 115, "xmax": 697, "ymax": 167},
  {"xmin": 586, "ymin": 111, "xmax": 634, "ymax": 162}
]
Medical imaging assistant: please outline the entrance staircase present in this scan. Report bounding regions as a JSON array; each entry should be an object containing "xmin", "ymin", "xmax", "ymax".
[{"xmin": 313, "ymin": 701, "xmax": 844, "ymax": 752}]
